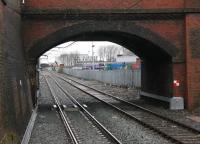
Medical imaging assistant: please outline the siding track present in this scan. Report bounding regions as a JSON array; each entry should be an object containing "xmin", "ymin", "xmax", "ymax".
[{"xmin": 52, "ymin": 72, "xmax": 200, "ymax": 144}]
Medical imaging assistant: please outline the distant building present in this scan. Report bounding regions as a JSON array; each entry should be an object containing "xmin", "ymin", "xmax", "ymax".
[
  {"xmin": 76, "ymin": 54, "xmax": 98, "ymax": 64},
  {"xmin": 132, "ymin": 58, "xmax": 141, "ymax": 70},
  {"xmin": 55, "ymin": 54, "xmax": 99, "ymax": 67},
  {"xmin": 116, "ymin": 55, "xmax": 137, "ymax": 63}
]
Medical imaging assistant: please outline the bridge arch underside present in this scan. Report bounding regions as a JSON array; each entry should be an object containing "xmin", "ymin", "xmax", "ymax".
[{"xmin": 28, "ymin": 22, "xmax": 178, "ymax": 100}]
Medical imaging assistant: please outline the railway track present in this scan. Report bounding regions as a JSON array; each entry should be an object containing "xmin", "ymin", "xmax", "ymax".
[
  {"xmin": 45, "ymin": 75, "xmax": 78, "ymax": 144},
  {"xmin": 52, "ymin": 72, "xmax": 200, "ymax": 144},
  {"xmin": 44, "ymin": 74, "xmax": 122, "ymax": 144}
]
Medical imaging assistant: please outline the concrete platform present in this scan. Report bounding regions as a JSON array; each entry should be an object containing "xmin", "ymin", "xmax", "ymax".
[{"xmin": 140, "ymin": 91, "xmax": 184, "ymax": 110}]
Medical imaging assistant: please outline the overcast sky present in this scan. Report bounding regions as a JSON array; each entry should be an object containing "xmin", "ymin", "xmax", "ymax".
[
  {"xmin": 41, "ymin": 41, "xmax": 120, "ymax": 63},
  {"xmin": 40, "ymin": 41, "xmax": 134, "ymax": 63}
]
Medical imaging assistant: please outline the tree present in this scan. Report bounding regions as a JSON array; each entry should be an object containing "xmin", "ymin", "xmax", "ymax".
[
  {"xmin": 98, "ymin": 47, "xmax": 106, "ymax": 61},
  {"xmin": 98, "ymin": 45, "xmax": 121, "ymax": 62},
  {"xmin": 59, "ymin": 51, "xmax": 80, "ymax": 66}
]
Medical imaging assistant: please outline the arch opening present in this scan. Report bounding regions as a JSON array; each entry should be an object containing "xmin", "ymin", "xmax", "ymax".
[{"xmin": 27, "ymin": 22, "xmax": 177, "ymax": 106}]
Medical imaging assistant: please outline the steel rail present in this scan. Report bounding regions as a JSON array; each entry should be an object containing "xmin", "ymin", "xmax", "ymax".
[
  {"xmin": 58, "ymin": 74, "xmax": 200, "ymax": 134},
  {"xmin": 53, "ymin": 73, "xmax": 200, "ymax": 144},
  {"xmin": 44, "ymin": 75, "xmax": 79, "ymax": 144},
  {"xmin": 49, "ymin": 75, "xmax": 122, "ymax": 144}
]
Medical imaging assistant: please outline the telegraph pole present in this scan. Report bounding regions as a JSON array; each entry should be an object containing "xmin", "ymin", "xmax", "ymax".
[{"xmin": 92, "ymin": 42, "xmax": 95, "ymax": 70}]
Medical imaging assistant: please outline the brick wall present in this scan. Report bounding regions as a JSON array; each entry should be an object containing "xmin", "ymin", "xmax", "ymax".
[
  {"xmin": 0, "ymin": 3, "xmax": 5, "ymax": 141},
  {"xmin": 0, "ymin": 1, "xmax": 33, "ymax": 143},
  {"xmin": 173, "ymin": 63, "xmax": 186, "ymax": 98},
  {"xmin": 23, "ymin": 19, "xmax": 184, "ymax": 59},
  {"xmin": 186, "ymin": 14, "xmax": 200, "ymax": 109},
  {"xmin": 25, "ymin": 0, "xmax": 200, "ymax": 10},
  {"xmin": 185, "ymin": 0, "xmax": 200, "ymax": 8},
  {"xmin": 23, "ymin": 0, "xmax": 200, "ymax": 110},
  {"xmin": 0, "ymin": 1, "xmax": 199, "ymax": 143},
  {"xmin": 23, "ymin": 0, "xmax": 200, "ymax": 10},
  {"xmin": 24, "ymin": 0, "xmax": 184, "ymax": 10}
]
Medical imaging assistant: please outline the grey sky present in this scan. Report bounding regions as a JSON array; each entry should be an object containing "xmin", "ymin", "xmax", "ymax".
[{"xmin": 41, "ymin": 41, "xmax": 126, "ymax": 63}]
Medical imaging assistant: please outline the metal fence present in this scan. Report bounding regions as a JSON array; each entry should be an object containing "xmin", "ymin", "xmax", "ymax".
[{"xmin": 62, "ymin": 68, "xmax": 141, "ymax": 88}]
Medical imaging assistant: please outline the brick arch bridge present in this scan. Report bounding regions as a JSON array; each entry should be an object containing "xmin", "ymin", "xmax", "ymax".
[
  {"xmin": 0, "ymin": 0, "xmax": 200, "ymax": 143},
  {"xmin": 25, "ymin": 21, "xmax": 177, "ymax": 103}
]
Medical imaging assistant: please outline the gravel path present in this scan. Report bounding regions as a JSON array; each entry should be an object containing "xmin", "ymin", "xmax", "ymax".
[{"xmin": 29, "ymin": 110, "xmax": 72, "ymax": 144}]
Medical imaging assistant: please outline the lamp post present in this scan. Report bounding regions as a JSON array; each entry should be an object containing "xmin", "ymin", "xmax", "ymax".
[{"xmin": 92, "ymin": 42, "xmax": 95, "ymax": 70}]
